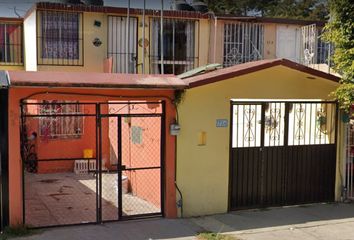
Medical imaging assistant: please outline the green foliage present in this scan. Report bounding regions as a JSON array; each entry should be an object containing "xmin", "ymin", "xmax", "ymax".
[
  {"xmin": 323, "ymin": 0, "xmax": 354, "ymax": 110},
  {"xmin": 205, "ymin": 0, "xmax": 329, "ymax": 20},
  {"xmin": 174, "ymin": 89, "xmax": 186, "ymax": 107}
]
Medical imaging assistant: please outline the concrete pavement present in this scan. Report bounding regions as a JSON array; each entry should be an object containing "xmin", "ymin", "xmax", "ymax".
[{"xmin": 11, "ymin": 203, "xmax": 354, "ymax": 240}]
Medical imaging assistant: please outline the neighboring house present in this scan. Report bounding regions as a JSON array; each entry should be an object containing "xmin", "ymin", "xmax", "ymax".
[
  {"xmin": 209, "ymin": 16, "xmax": 330, "ymax": 69},
  {"xmin": 22, "ymin": 2, "xmax": 208, "ymax": 74},
  {"xmin": 1, "ymin": 70, "xmax": 186, "ymax": 227},
  {"xmin": 0, "ymin": 2, "xmax": 332, "ymax": 75},
  {"xmin": 176, "ymin": 59, "xmax": 342, "ymax": 217}
]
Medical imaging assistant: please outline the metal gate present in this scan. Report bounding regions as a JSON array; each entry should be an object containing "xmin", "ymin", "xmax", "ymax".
[
  {"xmin": 229, "ymin": 101, "xmax": 337, "ymax": 210},
  {"xmin": 20, "ymin": 101, "xmax": 164, "ymax": 228},
  {"xmin": 345, "ymin": 109, "xmax": 354, "ymax": 199}
]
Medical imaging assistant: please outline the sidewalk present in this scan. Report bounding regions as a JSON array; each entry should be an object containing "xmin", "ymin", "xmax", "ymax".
[{"xmin": 11, "ymin": 203, "xmax": 354, "ymax": 240}]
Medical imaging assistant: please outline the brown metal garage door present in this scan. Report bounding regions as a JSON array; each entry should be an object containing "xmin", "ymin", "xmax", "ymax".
[{"xmin": 229, "ymin": 101, "xmax": 337, "ymax": 210}]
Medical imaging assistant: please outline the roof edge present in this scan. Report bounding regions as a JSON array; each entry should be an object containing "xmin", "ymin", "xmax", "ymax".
[
  {"xmin": 188, "ymin": 59, "xmax": 341, "ymax": 89},
  {"xmin": 10, "ymin": 81, "xmax": 186, "ymax": 90}
]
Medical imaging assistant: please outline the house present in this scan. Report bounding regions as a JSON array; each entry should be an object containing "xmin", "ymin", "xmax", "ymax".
[
  {"xmin": 1, "ymin": 2, "xmax": 332, "ymax": 75},
  {"xmin": 176, "ymin": 58, "xmax": 343, "ymax": 217},
  {"xmin": 0, "ymin": 70, "xmax": 186, "ymax": 227},
  {"xmin": 0, "ymin": 0, "xmax": 350, "ymax": 231}
]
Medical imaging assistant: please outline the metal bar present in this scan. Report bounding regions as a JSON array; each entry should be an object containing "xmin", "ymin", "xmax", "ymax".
[
  {"xmin": 119, "ymin": 212, "xmax": 163, "ymax": 220},
  {"xmin": 20, "ymin": 102, "xmax": 26, "ymax": 226},
  {"xmin": 231, "ymin": 101, "xmax": 337, "ymax": 104},
  {"xmin": 142, "ymin": 0, "xmax": 146, "ymax": 74},
  {"xmin": 0, "ymin": 89, "xmax": 10, "ymax": 230},
  {"xmin": 160, "ymin": 0, "xmax": 164, "ymax": 74},
  {"xmin": 160, "ymin": 100, "xmax": 166, "ymax": 217},
  {"xmin": 260, "ymin": 103, "xmax": 266, "ymax": 205},
  {"xmin": 117, "ymin": 116, "xmax": 123, "ymax": 219},
  {"xmin": 99, "ymin": 114, "xmax": 163, "ymax": 118},
  {"xmin": 124, "ymin": 166, "xmax": 161, "ymax": 171},
  {"xmin": 172, "ymin": 19, "xmax": 175, "ymax": 75},
  {"xmin": 97, "ymin": 104, "xmax": 102, "ymax": 223},
  {"xmin": 95, "ymin": 103, "xmax": 99, "ymax": 224},
  {"xmin": 34, "ymin": 157, "xmax": 96, "ymax": 162},
  {"xmin": 126, "ymin": 0, "xmax": 130, "ymax": 73},
  {"xmin": 228, "ymin": 101, "xmax": 234, "ymax": 211}
]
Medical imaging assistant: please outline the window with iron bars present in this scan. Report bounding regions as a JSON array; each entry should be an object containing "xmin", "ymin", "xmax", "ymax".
[
  {"xmin": 107, "ymin": 16, "xmax": 138, "ymax": 73},
  {"xmin": 37, "ymin": 11, "xmax": 83, "ymax": 66},
  {"xmin": 39, "ymin": 101, "xmax": 83, "ymax": 139},
  {"xmin": 300, "ymin": 24, "xmax": 332, "ymax": 66},
  {"xmin": 223, "ymin": 22, "xmax": 264, "ymax": 67},
  {"xmin": 150, "ymin": 18, "xmax": 198, "ymax": 75},
  {"xmin": 0, "ymin": 22, "xmax": 23, "ymax": 65}
]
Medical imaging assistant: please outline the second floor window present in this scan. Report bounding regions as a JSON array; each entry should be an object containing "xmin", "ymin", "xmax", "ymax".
[
  {"xmin": 223, "ymin": 22, "xmax": 264, "ymax": 67},
  {"xmin": 150, "ymin": 18, "xmax": 198, "ymax": 75},
  {"xmin": 38, "ymin": 11, "xmax": 83, "ymax": 65},
  {"xmin": 0, "ymin": 23, "xmax": 23, "ymax": 65}
]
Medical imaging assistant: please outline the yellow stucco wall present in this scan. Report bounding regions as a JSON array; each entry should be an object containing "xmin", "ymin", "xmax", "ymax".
[
  {"xmin": 263, "ymin": 23, "xmax": 277, "ymax": 59},
  {"xmin": 176, "ymin": 65, "xmax": 340, "ymax": 217},
  {"xmin": 0, "ymin": 65, "xmax": 24, "ymax": 71}
]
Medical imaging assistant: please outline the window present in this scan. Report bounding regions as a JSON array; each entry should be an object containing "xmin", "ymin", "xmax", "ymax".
[
  {"xmin": 151, "ymin": 18, "xmax": 197, "ymax": 75},
  {"xmin": 39, "ymin": 101, "xmax": 83, "ymax": 139},
  {"xmin": 301, "ymin": 24, "xmax": 332, "ymax": 66},
  {"xmin": 108, "ymin": 16, "xmax": 138, "ymax": 73},
  {"xmin": 38, "ymin": 11, "xmax": 83, "ymax": 65},
  {"xmin": 223, "ymin": 22, "xmax": 264, "ymax": 67},
  {"xmin": 0, "ymin": 23, "xmax": 23, "ymax": 65}
]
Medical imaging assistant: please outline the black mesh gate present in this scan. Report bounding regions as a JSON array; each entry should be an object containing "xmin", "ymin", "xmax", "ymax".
[
  {"xmin": 20, "ymin": 101, "xmax": 164, "ymax": 228},
  {"xmin": 229, "ymin": 101, "xmax": 338, "ymax": 210}
]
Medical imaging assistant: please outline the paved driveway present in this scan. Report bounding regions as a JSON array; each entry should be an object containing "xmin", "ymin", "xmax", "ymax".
[{"xmin": 11, "ymin": 203, "xmax": 354, "ymax": 240}]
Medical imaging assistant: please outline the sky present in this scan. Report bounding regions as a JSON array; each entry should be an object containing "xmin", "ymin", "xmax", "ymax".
[{"xmin": 0, "ymin": 0, "xmax": 179, "ymax": 18}]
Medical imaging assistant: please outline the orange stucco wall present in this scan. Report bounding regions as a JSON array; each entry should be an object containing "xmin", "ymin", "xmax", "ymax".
[
  {"xmin": 8, "ymin": 87, "xmax": 177, "ymax": 225},
  {"xmin": 25, "ymin": 103, "xmax": 98, "ymax": 173},
  {"xmin": 108, "ymin": 104, "xmax": 163, "ymax": 207}
]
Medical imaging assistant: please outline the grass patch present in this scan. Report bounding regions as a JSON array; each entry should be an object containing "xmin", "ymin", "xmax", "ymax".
[
  {"xmin": 197, "ymin": 232, "xmax": 240, "ymax": 240},
  {"xmin": 0, "ymin": 225, "xmax": 39, "ymax": 240}
]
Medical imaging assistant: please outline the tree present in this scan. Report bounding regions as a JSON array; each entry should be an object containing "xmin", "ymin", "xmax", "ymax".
[
  {"xmin": 205, "ymin": 0, "xmax": 329, "ymax": 21},
  {"xmin": 323, "ymin": 0, "xmax": 354, "ymax": 111}
]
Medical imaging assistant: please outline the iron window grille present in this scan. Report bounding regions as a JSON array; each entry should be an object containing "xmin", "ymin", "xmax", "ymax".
[
  {"xmin": 37, "ymin": 10, "xmax": 83, "ymax": 66},
  {"xmin": 0, "ymin": 22, "xmax": 23, "ymax": 65},
  {"xmin": 107, "ymin": 16, "xmax": 138, "ymax": 73},
  {"xmin": 150, "ymin": 18, "xmax": 198, "ymax": 75},
  {"xmin": 38, "ymin": 101, "xmax": 83, "ymax": 139},
  {"xmin": 223, "ymin": 22, "xmax": 264, "ymax": 67},
  {"xmin": 300, "ymin": 24, "xmax": 332, "ymax": 66}
]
